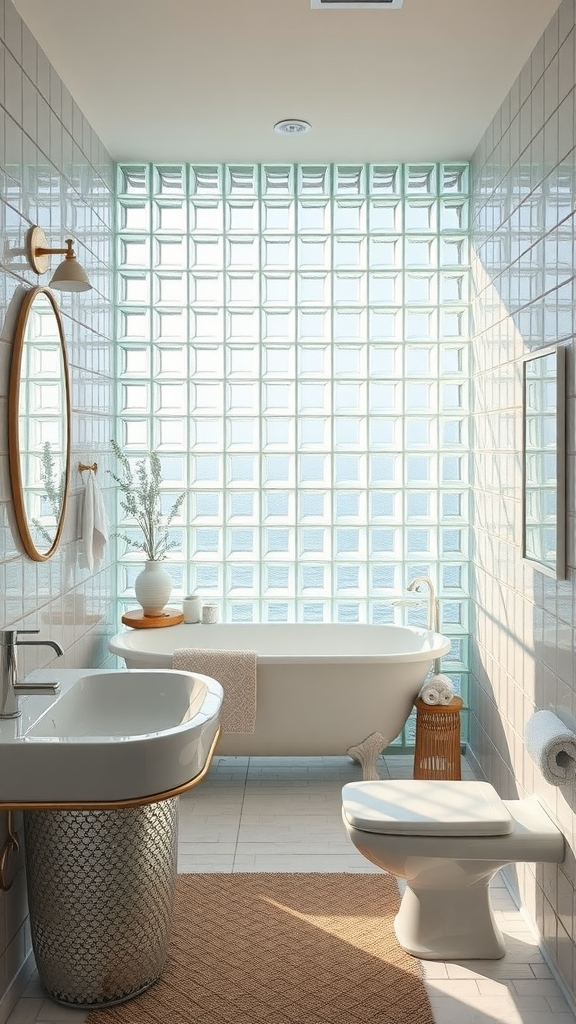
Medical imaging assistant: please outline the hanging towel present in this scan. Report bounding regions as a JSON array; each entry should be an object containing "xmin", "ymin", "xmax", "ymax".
[
  {"xmin": 173, "ymin": 648, "xmax": 257, "ymax": 733},
  {"xmin": 80, "ymin": 471, "xmax": 109, "ymax": 572},
  {"xmin": 524, "ymin": 710, "xmax": 576, "ymax": 786}
]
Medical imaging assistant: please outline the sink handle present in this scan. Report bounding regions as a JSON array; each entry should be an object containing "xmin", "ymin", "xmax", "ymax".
[
  {"xmin": 14, "ymin": 681, "xmax": 60, "ymax": 695},
  {"xmin": 0, "ymin": 629, "xmax": 39, "ymax": 645}
]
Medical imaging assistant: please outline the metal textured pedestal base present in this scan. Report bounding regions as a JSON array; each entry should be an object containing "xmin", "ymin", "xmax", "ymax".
[{"xmin": 24, "ymin": 799, "xmax": 178, "ymax": 1008}]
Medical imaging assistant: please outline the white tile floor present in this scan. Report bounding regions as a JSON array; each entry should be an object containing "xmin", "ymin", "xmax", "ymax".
[{"xmin": 6, "ymin": 754, "xmax": 576, "ymax": 1024}]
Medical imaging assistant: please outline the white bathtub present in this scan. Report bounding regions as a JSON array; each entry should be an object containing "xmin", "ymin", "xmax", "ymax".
[{"xmin": 109, "ymin": 623, "xmax": 450, "ymax": 758}]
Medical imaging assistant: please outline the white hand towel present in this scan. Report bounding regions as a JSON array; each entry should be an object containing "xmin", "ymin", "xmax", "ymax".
[
  {"xmin": 524, "ymin": 710, "xmax": 576, "ymax": 786},
  {"xmin": 80, "ymin": 472, "xmax": 109, "ymax": 572}
]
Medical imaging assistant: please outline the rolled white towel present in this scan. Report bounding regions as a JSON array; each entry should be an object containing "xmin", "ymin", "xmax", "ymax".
[
  {"xmin": 438, "ymin": 691, "xmax": 454, "ymax": 706},
  {"xmin": 431, "ymin": 673, "xmax": 455, "ymax": 705},
  {"xmin": 525, "ymin": 710, "xmax": 576, "ymax": 786},
  {"xmin": 419, "ymin": 685, "xmax": 441, "ymax": 706}
]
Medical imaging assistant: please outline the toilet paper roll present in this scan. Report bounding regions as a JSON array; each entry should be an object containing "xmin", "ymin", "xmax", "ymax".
[{"xmin": 524, "ymin": 710, "xmax": 576, "ymax": 786}]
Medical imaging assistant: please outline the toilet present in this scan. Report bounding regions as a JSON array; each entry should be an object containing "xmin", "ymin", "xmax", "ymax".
[{"xmin": 342, "ymin": 779, "xmax": 564, "ymax": 961}]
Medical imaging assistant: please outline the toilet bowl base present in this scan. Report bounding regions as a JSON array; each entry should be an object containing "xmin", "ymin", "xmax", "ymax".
[{"xmin": 394, "ymin": 879, "xmax": 506, "ymax": 961}]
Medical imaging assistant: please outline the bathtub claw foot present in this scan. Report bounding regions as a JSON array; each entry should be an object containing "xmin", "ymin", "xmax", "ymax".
[{"xmin": 347, "ymin": 732, "xmax": 386, "ymax": 780}]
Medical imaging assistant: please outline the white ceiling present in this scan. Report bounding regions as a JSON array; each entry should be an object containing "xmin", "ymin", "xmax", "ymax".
[{"xmin": 13, "ymin": 0, "xmax": 562, "ymax": 164}]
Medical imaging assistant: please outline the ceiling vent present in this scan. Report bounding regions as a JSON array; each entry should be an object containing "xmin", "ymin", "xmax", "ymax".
[{"xmin": 310, "ymin": 0, "xmax": 403, "ymax": 8}]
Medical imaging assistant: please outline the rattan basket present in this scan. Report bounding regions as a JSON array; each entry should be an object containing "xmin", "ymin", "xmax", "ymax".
[{"xmin": 413, "ymin": 696, "xmax": 463, "ymax": 780}]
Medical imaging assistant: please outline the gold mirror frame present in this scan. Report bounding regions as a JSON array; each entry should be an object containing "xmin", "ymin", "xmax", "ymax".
[{"xmin": 8, "ymin": 287, "xmax": 71, "ymax": 561}]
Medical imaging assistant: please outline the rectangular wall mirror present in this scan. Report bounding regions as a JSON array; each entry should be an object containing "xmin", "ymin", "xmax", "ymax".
[{"xmin": 522, "ymin": 344, "xmax": 566, "ymax": 579}]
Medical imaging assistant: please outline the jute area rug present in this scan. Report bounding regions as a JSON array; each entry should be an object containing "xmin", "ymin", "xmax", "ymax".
[{"xmin": 87, "ymin": 872, "xmax": 435, "ymax": 1024}]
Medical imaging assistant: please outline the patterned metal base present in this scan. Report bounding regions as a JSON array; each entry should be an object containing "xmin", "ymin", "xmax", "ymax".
[{"xmin": 24, "ymin": 799, "xmax": 178, "ymax": 1008}]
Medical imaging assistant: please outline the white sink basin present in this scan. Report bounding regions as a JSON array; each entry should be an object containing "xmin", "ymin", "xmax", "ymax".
[{"xmin": 0, "ymin": 668, "xmax": 223, "ymax": 805}]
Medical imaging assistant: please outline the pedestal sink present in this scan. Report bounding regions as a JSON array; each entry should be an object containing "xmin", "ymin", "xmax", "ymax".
[
  {"xmin": 0, "ymin": 668, "xmax": 223, "ymax": 1008},
  {"xmin": 0, "ymin": 667, "xmax": 223, "ymax": 805}
]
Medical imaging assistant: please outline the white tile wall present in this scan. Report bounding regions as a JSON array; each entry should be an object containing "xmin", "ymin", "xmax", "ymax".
[
  {"xmin": 0, "ymin": 1, "xmax": 115, "ymax": 1020},
  {"xmin": 470, "ymin": 0, "xmax": 576, "ymax": 1003}
]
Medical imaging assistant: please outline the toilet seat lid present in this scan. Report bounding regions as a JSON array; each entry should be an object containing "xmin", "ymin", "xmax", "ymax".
[{"xmin": 342, "ymin": 780, "xmax": 514, "ymax": 836}]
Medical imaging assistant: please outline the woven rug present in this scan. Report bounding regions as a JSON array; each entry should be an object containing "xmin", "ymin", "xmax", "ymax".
[{"xmin": 87, "ymin": 873, "xmax": 434, "ymax": 1024}]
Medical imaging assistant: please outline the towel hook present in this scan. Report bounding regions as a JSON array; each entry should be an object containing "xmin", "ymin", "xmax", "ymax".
[{"xmin": 78, "ymin": 462, "xmax": 98, "ymax": 474}]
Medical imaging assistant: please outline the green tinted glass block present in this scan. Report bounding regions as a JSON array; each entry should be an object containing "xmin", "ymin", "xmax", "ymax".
[
  {"xmin": 226, "ymin": 166, "xmax": 258, "ymax": 195},
  {"xmin": 118, "ymin": 200, "xmax": 150, "ymax": 232},
  {"xmin": 191, "ymin": 201, "xmax": 223, "ymax": 232},
  {"xmin": 154, "ymin": 237, "xmax": 187, "ymax": 268},
  {"xmin": 369, "ymin": 200, "xmax": 402, "ymax": 232},
  {"xmin": 334, "ymin": 165, "xmax": 365, "ymax": 195},
  {"xmin": 190, "ymin": 165, "xmax": 222, "ymax": 195},
  {"xmin": 227, "ymin": 200, "xmax": 259, "ymax": 233},
  {"xmin": 298, "ymin": 166, "xmax": 330, "ymax": 195},
  {"xmin": 263, "ymin": 201, "xmax": 294, "ymax": 232},
  {"xmin": 369, "ymin": 236, "xmax": 401, "ymax": 268},
  {"xmin": 118, "ymin": 237, "xmax": 150, "ymax": 268},
  {"xmin": 117, "ymin": 164, "xmax": 149, "ymax": 196},
  {"xmin": 440, "ymin": 235, "xmax": 469, "ymax": 267},
  {"xmin": 441, "ymin": 163, "xmax": 469, "ymax": 194},
  {"xmin": 370, "ymin": 165, "xmax": 401, "ymax": 194},
  {"xmin": 262, "ymin": 165, "xmax": 294, "ymax": 195},
  {"xmin": 333, "ymin": 272, "xmax": 364, "ymax": 304},
  {"xmin": 333, "ymin": 200, "xmax": 365, "ymax": 232},
  {"xmin": 298, "ymin": 200, "xmax": 330, "ymax": 232},
  {"xmin": 154, "ymin": 201, "xmax": 187, "ymax": 232},
  {"xmin": 117, "ymin": 308, "xmax": 150, "ymax": 341},
  {"xmin": 405, "ymin": 164, "xmax": 437, "ymax": 194},
  {"xmin": 191, "ymin": 237, "xmax": 223, "ymax": 268},
  {"xmin": 405, "ymin": 200, "xmax": 437, "ymax": 232},
  {"xmin": 118, "ymin": 272, "xmax": 149, "ymax": 304},
  {"xmin": 440, "ymin": 198, "xmax": 468, "ymax": 231},
  {"xmin": 154, "ymin": 165, "xmax": 186, "ymax": 195}
]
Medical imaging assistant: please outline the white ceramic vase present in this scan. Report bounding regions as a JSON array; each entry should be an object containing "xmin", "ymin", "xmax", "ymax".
[{"xmin": 134, "ymin": 560, "xmax": 173, "ymax": 617}]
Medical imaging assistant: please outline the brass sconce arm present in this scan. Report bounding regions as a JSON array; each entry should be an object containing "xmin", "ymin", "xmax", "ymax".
[
  {"xmin": 25, "ymin": 226, "xmax": 92, "ymax": 292},
  {"xmin": 26, "ymin": 227, "xmax": 74, "ymax": 274}
]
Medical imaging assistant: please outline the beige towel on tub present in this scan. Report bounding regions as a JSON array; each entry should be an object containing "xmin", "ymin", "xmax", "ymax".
[{"xmin": 173, "ymin": 648, "xmax": 257, "ymax": 733}]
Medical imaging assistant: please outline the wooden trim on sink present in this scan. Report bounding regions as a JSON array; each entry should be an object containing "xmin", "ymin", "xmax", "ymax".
[{"xmin": 0, "ymin": 726, "xmax": 221, "ymax": 812}]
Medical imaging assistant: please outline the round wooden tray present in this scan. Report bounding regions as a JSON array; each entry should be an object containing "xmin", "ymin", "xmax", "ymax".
[{"xmin": 121, "ymin": 608, "xmax": 184, "ymax": 629}]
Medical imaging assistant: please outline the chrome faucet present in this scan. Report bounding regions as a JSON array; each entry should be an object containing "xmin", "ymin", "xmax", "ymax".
[
  {"xmin": 0, "ymin": 629, "xmax": 64, "ymax": 719},
  {"xmin": 406, "ymin": 576, "xmax": 439, "ymax": 633}
]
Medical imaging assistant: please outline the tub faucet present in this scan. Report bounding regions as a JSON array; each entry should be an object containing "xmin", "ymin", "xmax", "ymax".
[
  {"xmin": 0, "ymin": 629, "xmax": 63, "ymax": 719},
  {"xmin": 406, "ymin": 576, "xmax": 439, "ymax": 633}
]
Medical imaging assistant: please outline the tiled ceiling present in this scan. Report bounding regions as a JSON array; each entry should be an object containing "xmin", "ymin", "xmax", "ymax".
[{"xmin": 12, "ymin": 0, "xmax": 562, "ymax": 162}]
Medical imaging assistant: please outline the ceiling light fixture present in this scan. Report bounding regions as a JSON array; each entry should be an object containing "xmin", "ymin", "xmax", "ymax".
[
  {"xmin": 25, "ymin": 226, "xmax": 92, "ymax": 293},
  {"xmin": 274, "ymin": 119, "xmax": 312, "ymax": 136}
]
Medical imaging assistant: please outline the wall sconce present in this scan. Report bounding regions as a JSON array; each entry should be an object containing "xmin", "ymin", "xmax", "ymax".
[{"xmin": 25, "ymin": 226, "xmax": 92, "ymax": 293}]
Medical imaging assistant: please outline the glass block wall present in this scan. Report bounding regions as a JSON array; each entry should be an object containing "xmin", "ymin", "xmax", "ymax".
[{"xmin": 114, "ymin": 162, "xmax": 471, "ymax": 735}]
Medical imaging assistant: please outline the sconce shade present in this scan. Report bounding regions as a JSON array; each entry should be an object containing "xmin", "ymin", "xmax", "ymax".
[
  {"xmin": 49, "ymin": 257, "xmax": 92, "ymax": 292},
  {"xmin": 25, "ymin": 226, "xmax": 92, "ymax": 293}
]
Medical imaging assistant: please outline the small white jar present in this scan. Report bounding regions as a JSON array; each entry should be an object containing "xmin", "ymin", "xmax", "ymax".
[
  {"xmin": 182, "ymin": 594, "xmax": 201, "ymax": 623},
  {"xmin": 201, "ymin": 603, "xmax": 219, "ymax": 624}
]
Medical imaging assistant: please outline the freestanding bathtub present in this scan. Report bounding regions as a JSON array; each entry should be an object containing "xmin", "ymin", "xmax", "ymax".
[{"xmin": 109, "ymin": 624, "xmax": 451, "ymax": 766}]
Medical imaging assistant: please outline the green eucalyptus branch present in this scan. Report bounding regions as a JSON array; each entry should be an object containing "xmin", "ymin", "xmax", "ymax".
[
  {"xmin": 108, "ymin": 439, "xmax": 185, "ymax": 561},
  {"xmin": 31, "ymin": 441, "xmax": 65, "ymax": 547}
]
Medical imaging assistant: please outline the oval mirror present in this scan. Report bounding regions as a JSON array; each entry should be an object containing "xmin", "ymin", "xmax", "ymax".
[{"xmin": 8, "ymin": 287, "xmax": 71, "ymax": 561}]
